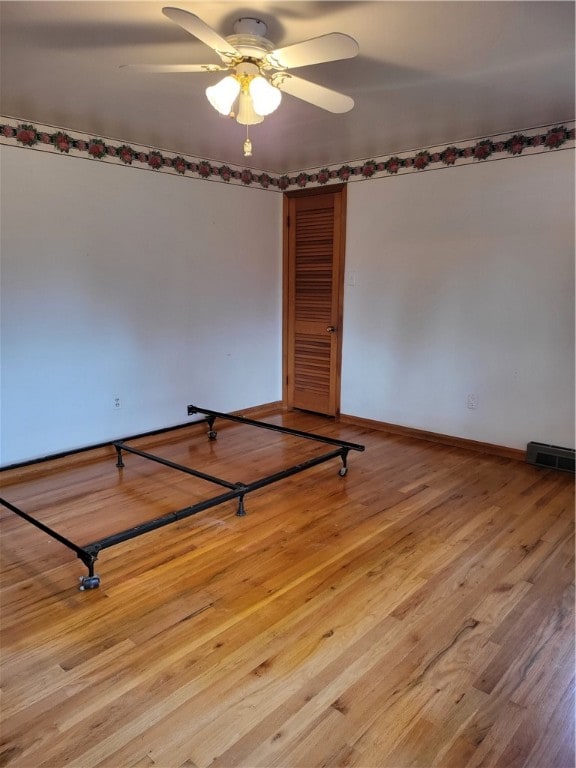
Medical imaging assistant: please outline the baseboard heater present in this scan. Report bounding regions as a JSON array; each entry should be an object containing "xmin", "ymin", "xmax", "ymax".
[{"xmin": 526, "ymin": 442, "xmax": 575, "ymax": 473}]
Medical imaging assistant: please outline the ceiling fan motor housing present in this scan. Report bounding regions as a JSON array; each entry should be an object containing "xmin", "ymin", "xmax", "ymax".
[
  {"xmin": 233, "ymin": 18, "xmax": 268, "ymax": 37},
  {"xmin": 227, "ymin": 18, "xmax": 274, "ymax": 60}
]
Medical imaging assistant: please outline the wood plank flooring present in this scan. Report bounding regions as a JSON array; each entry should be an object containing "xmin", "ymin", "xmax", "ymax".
[{"xmin": 0, "ymin": 410, "xmax": 574, "ymax": 767}]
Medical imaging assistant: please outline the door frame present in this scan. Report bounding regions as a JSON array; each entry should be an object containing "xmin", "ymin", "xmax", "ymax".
[{"xmin": 282, "ymin": 184, "xmax": 348, "ymax": 414}]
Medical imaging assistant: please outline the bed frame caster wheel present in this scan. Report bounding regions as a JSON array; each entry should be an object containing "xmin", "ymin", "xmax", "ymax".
[
  {"xmin": 79, "ymin": 575, "xmax": 100, "ymax": 590},
  {"xmin": 207, "ymin": 430, "xmax": 218, "ymax": 441},
  {"xmin": 338, "ymin": 466, "xmax": 348, "ymax": 477}
]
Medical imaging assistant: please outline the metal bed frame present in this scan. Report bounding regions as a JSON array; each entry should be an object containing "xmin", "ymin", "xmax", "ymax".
[{"xmin": 0, "ymin": 405, "xmax": 365, "ymax": 590}]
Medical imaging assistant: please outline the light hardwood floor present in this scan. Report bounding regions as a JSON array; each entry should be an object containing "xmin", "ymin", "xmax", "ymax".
[{"xmin": 0, "ymin": 410, "xmax": 574, "ymax": 768}]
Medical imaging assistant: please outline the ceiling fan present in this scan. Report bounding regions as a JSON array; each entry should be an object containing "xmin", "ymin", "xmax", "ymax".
[{"xmin": 124, "ymin": 7, "xmax": 359, "ymax": 156}]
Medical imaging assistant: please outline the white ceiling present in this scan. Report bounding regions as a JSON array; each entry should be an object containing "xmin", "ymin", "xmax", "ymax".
[{"xmin": 1, "ymin": 1, "xmax": 574, "ymax": 173}]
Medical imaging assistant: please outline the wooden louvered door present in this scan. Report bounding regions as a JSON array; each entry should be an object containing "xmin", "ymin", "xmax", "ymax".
[{"xmin": 283, "ymin": 185, "xmax": 347, "ymax": 416}]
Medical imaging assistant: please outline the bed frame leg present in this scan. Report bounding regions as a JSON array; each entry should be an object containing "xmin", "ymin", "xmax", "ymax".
[
  {"xmin": 115, "ymin": 443, "xmax": 125, "ymax": 468},
  {"xmin": 235, "ymin": 485, "xmax": 247, "ymax": 517},
  {"xmin": 206, "ymin": 416, "xmax": 218, "ymax": 441},
  {"xmin": 78, "ymin": 552, "xmax": 101, "ymax": 590},
  {"xmin": 338, "ymin": 449, "xmax": 350, "ymax": 477}
]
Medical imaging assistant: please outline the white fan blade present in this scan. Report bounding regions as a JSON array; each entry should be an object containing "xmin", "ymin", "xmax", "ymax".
[
  {"xmin": 162, "ymin": 7, "xmax": 239, "ymax": 59},
  {"xmin": 121, "ymin": 63, "xmax": 227, "ymax": 73},
  {"xmin": 266, "ymin": 33, "xmax": 358, "ymax": 70},
  {"xmin": 273, "ymin": 74, "xmax": 354, "ymax": 113}
]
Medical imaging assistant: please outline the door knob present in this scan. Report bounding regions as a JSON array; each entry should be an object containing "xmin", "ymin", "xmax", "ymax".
[{"xmin": 327, "ymin": 326, "xmax": 337, "ymax": 333}]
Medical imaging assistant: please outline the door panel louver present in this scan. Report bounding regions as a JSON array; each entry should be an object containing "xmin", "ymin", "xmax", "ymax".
[
  {"xmin": 295, "ymin": 209, "xmax": 334, "ymax": 323},
  {"xmin": 294, "ymin": 335, "xmax": 331, "ymax": 394}
]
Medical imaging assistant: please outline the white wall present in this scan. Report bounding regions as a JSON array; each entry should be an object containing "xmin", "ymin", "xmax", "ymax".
[
  {"xmin": 0, "ymin": 146, "xmax": 282, "ymax": 464},
  {"xmin": 342, "ymin": 150, "xmax": 575, "ymax": 450},
  {"xmin": 2, "ymin": 143, "xmax": 573, "ymax": 464}
]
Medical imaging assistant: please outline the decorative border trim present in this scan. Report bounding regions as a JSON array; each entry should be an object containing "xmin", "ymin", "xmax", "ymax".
[{"xmin": 1, "ymin": 116, "xmax": 573, "ymax": 191}]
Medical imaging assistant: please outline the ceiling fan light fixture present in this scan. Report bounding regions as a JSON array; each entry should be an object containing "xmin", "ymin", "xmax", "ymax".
[
  {"xmin": 206, "ymin": 75, "xmax": 240, "ymax": 115},
  {"xmin": 236, "ymin": 90, "xmax": 264, "ymax": 125},
  {"xmin": 249, "ymin": 75, "xmax": 282, "ymax": 116}
]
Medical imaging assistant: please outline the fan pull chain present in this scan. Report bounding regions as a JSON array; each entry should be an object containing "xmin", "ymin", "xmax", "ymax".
[{"xmin": 243, "ymin": 125, "xmax": 252, "ymax": 157}]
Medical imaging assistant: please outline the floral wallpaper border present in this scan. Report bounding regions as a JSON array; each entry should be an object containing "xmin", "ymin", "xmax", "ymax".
[{"xmin": 1, "ymin": 116, "xmax": 574, "ymax": 192}]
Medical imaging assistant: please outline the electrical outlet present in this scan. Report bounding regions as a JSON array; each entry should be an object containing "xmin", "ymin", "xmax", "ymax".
[
  {"xmin": 467, "ymin": 393, "xmax": 479, "ymax": 410},
  {"xmin": 346, "ymin": 270, "xmax": 357, "ymax": 287},
  {"xmin": 113, "ymin": 397, "xmax": 121, "ymax": 409}
]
